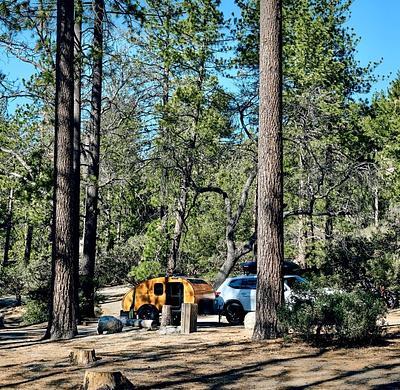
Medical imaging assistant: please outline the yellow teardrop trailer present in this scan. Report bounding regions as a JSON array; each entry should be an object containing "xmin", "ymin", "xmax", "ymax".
[{"xmin": 121, "ymin": 276, "xmax": 216, "ymax": 321}]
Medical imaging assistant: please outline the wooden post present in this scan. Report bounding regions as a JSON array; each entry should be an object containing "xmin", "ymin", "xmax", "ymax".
[
  {"xmin": 180, "ymin": 303, "xmax": 197, "ymax": 334},
  {"xmin": 83, "ymin": 370, "xmax": 134, "ymax": 390},
  {"xmin": 161, "ymin": 305, "xmax": 172, "ymax": 327}
]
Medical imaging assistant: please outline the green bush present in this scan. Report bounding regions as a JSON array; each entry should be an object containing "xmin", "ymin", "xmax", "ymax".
[
  {"xmin": 279, "ymin": 289, "xmax": 387, "ymax": 345},
  {"xmin": 128, "ymin": 260, "xmax": 162, "ymax": 283},
  {"xmin": 23, "ymin": 299, "xmax": 48, "ymax": 325}
]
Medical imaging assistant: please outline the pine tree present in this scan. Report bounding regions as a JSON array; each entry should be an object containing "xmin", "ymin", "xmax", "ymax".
[
  {"xmin": 253, "ymin": 0, "xmax": 284, "ymax": 341},
  {"xmin": 45, "ymin": 0, "xmax": 77, "ymax": 340}
]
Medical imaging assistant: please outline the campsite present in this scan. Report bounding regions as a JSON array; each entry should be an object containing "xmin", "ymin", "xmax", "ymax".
[{"xmin": 1, "ymin": 0, "xmax": 400, "ymax": 388}]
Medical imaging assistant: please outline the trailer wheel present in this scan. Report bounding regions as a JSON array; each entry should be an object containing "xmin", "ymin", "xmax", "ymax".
[{"xmin": 137, "ymin": 305, "xmax": 159, "ymax": 323}]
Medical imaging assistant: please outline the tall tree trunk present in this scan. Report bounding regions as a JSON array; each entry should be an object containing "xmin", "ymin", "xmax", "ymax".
[
  {"xmin": 324, "ymin": 145, "xmax": 333, "ymax": 257},
  {"xmin": 159, "ymin": 65, "xmax": 170, "ymax": 240},
  {"xmin": 253, "ymin": 178, "xmax": 258, "ymax": 262},
  {"xmin": 73, "ymin": 0, "xmax": 82, "ymax": 321},
  {"xmin": 45, "ymin": 0, "xmax": 77, "ymax": 340},
  {"xmin": 167, "ymin": 177, "xmax": 189, "ymax": 275},
  {"xmin": 81, "ymin": 0, "xmax": 104, "ymax": 318},
  {"xmin": 3, "ymin": 188, "xmax": 13, "ymax": 266},
  {"xmin": 297, "ymin": 154, "xmax": 307, "ymax": 267},
  {"xmin": 253, "ymin": 0, "xmax": 284, "ymax": 341},
  {"xmin": 24, "ymin": 224, "xmax": 33, "ymax": 265},
  {"xmin": 373, "ymin": 185, "xmax": 379, "ymax": 228}
]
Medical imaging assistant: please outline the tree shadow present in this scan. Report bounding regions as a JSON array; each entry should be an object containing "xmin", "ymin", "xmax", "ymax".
[
  {"xmin": 372, "ymin": 382, "xmax": 400, "ymax": 389},
  {"xmin": 285, "ymin": 362, "xmax": 400, "ymax": 390},
  {"xmin": 135, "ymin": 349, "xmax": 328, "ymax": 389}
]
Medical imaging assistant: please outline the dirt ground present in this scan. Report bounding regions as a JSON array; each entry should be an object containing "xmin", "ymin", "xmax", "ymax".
[{"xmin": 0, "ymin": 287, "xmax": 399, "ymax": 389}]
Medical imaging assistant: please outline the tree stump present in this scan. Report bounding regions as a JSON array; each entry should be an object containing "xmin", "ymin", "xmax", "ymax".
[
  {"xmin": 69, "ymin": 349, "xmax": 96, "ymax": 366},
  {"xmin": 83, "ymin": 370, "xmax": 134, "ymax": 390},
  {"xmin": 161, "ymin": 305, "xmax": 172, "ymax": 327},
  {"xmin": 180, "ymin": 303, "xmax": 197, "ymax": 334}
]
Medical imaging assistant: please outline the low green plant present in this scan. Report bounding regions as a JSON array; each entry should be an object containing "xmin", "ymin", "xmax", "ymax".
[
  {"xmin": 279, "ymin": 288, "xmax": 387, "ymax": 345},
  {"xmin": 23, "ymin": 299, "xmax": 48, "ymax": 325}
]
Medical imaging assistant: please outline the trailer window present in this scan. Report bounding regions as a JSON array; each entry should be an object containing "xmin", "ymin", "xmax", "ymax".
[{"xmin": 154, "ymin": 283, "xmax": 164, "ymax": 296}]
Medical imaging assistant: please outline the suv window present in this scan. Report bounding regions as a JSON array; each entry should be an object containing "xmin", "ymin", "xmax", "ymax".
[
  {"xmin": 242, "ymin": 278, "xmax": 257, "ymax": 289},
  {"xmin": 228, "ymin": 278, "xmax": 257, "ymax": 289},
  {"xmin": 228, "ymin": 279, "xmax": 243, "ymax": 289}
]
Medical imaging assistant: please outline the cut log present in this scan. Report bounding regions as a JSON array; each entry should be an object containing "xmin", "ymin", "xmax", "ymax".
[
  {"xmin": 122, "ymin": 318, "xmax": 157, "ymax": 329},
  {"xmin": 83, "ymin": 370, "xmax": 134, "ymax": 390},
  {"xmin": 69, "ymin": 349, "xmax": 96, "ymax": 365},
  {"xmin": 180, "ymin": 303, "xmax": 197, "ymax": 334},
  {"xmin": 140, "ymin": 319, "xmax": 157, "ymax": 329},
  {"xmin": 161, "ymin": 305, "xmax": 172, "ymax": 327}
]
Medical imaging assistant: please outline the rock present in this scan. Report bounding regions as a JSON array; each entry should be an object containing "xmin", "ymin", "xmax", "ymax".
[
  {"xmin": 159, "ymin": 326, "xmax": 181, "ymax": 335},
  {"xmin": 69, "ymin": 349, "xmax": 97, "ymax": 366},
  {"xmin": 97, "ymin": 316, "xmax": 123, "ymax": 335},
  {"xmin": 244, "ymin": 312, "xmax": 255, "ymax": 331},
  {"xmin": 83, "ymin": 370, "xmax": 134, "ymax": 390}
]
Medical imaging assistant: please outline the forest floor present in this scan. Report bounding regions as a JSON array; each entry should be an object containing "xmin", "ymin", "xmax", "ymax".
[{"xmin": 0, "ymin": 287, "xmax": 399, "ymax": 389}]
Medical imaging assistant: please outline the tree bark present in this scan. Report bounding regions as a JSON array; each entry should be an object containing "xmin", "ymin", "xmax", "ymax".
[
  {"xmin": 3, "ymin": 188, "xmax": 13, "ymax": 266},
  {"xmin": 23, "ymin": 224, "xmax": 33, "ymax": 265},
  {"xmin": 73, "ymin": 0, "xmax": 82, "ymax": 321},
  {"xmin": 81, "ymin": 0, "xmax": 104, "ymax": 318},
  {"xmin": 253, "ymin": 0, "xmax": 284, "ymax": 341},
  {"xmin": 296, "ymin": 154, "xmax": 307, "ymax": 267},
  {"xmin": 324, "ymin": 145, "xmax": 334, "ymax": 248},
  {"xmin": 45, "ymin": 0, "xmax": 77, "ymax": 340}
]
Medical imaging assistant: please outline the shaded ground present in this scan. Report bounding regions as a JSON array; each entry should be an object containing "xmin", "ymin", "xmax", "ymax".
[{"xmin": 0, "ymin": 287, "xmax": 399, "ymax": 389}]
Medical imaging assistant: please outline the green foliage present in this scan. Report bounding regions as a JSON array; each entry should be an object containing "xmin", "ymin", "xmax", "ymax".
[
  {"xmin": 279, "ymin": 288, "xmax": 387, "ymax": 345},
  {"xmin": 0, "ymin": 263, "xmax": 26, "ymax": 302},
  {"xmin": 141, "ymin": 220, "xmax": 170, "ymax": 264},
  {"xmin": 324, "ymin": 227, "xmax": 400, "ymax": 307},
  {"xmin": 96, "ymin": 237, "xmax": 143, "ymax": 285},
  {"xmin": 129, "ymin": 260, "xmax": 163, "ymax": 283},
  {"xmin": 23, "ymin": 299, "xmax": 48, "ymax": 325}
]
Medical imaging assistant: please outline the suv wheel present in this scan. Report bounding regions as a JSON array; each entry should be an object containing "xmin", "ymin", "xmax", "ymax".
[{"xmin": 225, "ymin": 302, "xmax": 245, "ymax": 325}]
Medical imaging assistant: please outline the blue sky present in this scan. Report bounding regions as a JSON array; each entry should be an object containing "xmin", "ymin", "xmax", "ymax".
[
  {"xmin": 220, "ymin": 0, "xmax": 400, "ymax": 97},
  {"xmin": 2, "ymin": 0, "xmax": 400, "ymax": 110},
  {"xmin": 349, "ymin": 0, "xmax": 400, "ymax": 95}
]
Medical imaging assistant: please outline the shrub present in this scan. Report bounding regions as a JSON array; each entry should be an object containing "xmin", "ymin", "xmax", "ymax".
[
  {"xmin": 23, "ymin": 299, "xmax": 48, "ymax": 325},
  {"xmin": 279, "ymin": 288, "xmax": 387, "ymax": 345},
  {"xmin": 128, "ymin": 260, "xmax": 162, "ymax": 283}
]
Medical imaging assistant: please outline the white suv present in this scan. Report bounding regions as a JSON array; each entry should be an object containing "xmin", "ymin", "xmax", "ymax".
[{"xmin": 215, "ymin": 274, "xmax": 305, "ymax": 325}]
